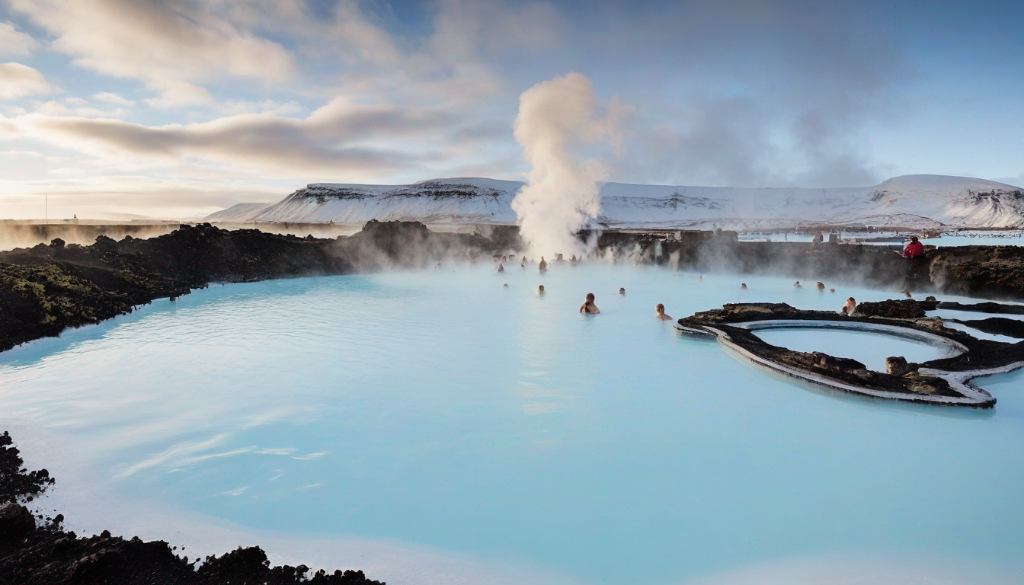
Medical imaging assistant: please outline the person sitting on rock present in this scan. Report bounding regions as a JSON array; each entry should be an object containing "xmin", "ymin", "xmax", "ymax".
[
  {"xmin": 580, "ymin": 293, "xmax": 600, "ymax": 314},
  {"xmin": 539, "ymin": 257, "xmax": 547, "ymax": 272},
  {"xmin": 840, "ymin": 297, "xmax": 857, "ymax": 316},
  {"xmin": 655, "ymin": 303, "xmax": 672, "ymax": 321},
  {"xmin": 902, "ymin": 236, "xmax": 925, "ymax": 259}
]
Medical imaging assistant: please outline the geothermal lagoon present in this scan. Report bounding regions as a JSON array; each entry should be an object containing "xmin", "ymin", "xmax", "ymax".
[{"xmin": 3, "ymin": 264, "xmax": 1024, "ymax": 584}]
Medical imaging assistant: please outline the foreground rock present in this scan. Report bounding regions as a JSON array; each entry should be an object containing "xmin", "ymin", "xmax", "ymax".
[
  {"xmin": 676, "ymin": 300, "xmax": 1024, "ymax": 408},
  {"xmin": 0, "ymin": 431, "xmax": 383, "ymax": 585},
  {"xmin": 0, "ymin": 221, "xmax": 506, "ymax": 353}
]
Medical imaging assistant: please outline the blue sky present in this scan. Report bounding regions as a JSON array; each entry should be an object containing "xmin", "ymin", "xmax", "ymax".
[{"xmin": 0, "ymin": 0, "xmax": 1020, "ymax": 219}]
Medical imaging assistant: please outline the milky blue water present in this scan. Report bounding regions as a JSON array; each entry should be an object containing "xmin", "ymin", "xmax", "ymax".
[
  {"xmin": 2, "ymin": 264, "xmax": 1023, "ymax": 584},
  {"xmin": 753, "ymin": 329, "xmax": 949, "ymax": 371}
]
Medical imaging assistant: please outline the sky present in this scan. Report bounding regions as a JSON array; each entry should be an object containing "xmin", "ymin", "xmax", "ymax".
[{"xmin": 0, "ymin": 0, "xmax": 1021, "ymax": 219}]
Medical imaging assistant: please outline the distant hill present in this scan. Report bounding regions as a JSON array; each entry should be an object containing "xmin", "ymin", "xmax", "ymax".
[{"xmin": 204, "ymin": 175, "xmax": 1024, "ymax": 230}]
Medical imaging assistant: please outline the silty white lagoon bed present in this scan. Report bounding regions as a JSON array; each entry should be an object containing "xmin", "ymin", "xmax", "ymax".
[{"xmin": 2, "ymin": 264, "xmax": 1023, "ymax": 585}]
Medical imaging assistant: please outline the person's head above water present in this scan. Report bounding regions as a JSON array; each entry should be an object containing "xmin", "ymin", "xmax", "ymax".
[
  {"xmin": 537, "ymin": 285, "xmax": 544, "ymax": 294},
  {"xmin": 741, "ymin": 283, "xmax": 747, "ymax": 289},
  {"xmin": 655, "ymin": 303, "xmax": 673, "ymax": 320},
  {"xmin": 580, "ymin": 292, "xmax": 600, "ymax": 314},
  {"xmin": 619, "ymin": 287, "xmax": 625, "ymax": 295}
]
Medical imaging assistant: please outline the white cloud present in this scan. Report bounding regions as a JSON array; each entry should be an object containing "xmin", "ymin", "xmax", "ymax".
[
  {"xmin": 0, "ymin": 21, "xmax": 38, "ymax": 57},
  {"xmin": 0, "ymin": 62, "xmax": 60, "ymax": 99},
  {"xmin": 9, "ymin": 0, "xmax": 296, "ymax": 106},
  {"xmin": 92, "ymin": 92, "xmax": 135, "ymax": 107},
  {"xmin": 7, "ymin": 98, "xmax": 456, "ymax": 175}
]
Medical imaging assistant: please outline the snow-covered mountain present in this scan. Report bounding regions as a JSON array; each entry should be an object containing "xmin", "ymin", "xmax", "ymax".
[{"xmin": 205, "ymin": 175, "xmax": 1024, "ymax": 230}]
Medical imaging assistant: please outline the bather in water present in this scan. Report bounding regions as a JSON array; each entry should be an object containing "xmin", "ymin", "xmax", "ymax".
[
  {"xmin": 539, "ymin": 257, "xmax": 548, "ymax": 272},
  {"xmin": 580, "ymin": 293, "xmax": 600, "ymax": 314},
  {"xmin": 655, "ymin": 303, "xmax": 672, "ymax": 321},
  {"xmin": 537, "ymin": 285, "xmax": 545, "ymax": 295},
  {"xmin": 740, "ymin": 283, "xmax": 747, "ymax": 289},
  {"xmin": 497, "ymin": 263, "xmax": 504, "ymax": 272},
  {"xmin": 619, "ymin": 287, "xmax": 625, "ymax": 295},
  {"xmin": 840, "ymin": 297, "xmax": 857, "ymax": 316}
]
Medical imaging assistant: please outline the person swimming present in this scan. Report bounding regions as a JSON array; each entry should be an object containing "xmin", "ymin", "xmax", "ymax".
[
  {"xmin": 579, "ymin": 293, "xmax": 600, "ymax": 314},
  {"xmin": 539, "ymin": 257, "xmax": 547, "ymax": 272},
  {"xmin": 655, "ymin": 303, "xmax": 672, "ymax": 321},
  {"xmin": 537, "ymin": 285, "xmax": 545, "ymax": 295},
  {"xmin": 840, "ymin": 297, "xmax": 857, "ymax": 316},
  {"xmin": 619, "ymin": 287, "xmax": 625, "ymax": 295},
  {"xmin": 793, "ymin": 281, "xmax": 802, "ymax": 288}
]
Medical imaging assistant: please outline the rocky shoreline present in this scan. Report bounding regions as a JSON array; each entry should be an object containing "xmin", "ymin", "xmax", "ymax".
[
  {"xmin": 601, "ymin": 230, "xmax": 1024, "ymax": 299},
  {"xmin": 0, "ymin": 431, "xmax": 384, "ymax": 585},
  {"xmin": 0, "ymin": 220, "xmax": 514, "ymax": 353},
  {"xmin": 675, "ymin": 299, "xmax": 1024, "ymax": 407},
  {"xmin": 4, "ymin": 223, "xmax": 1024, "ymax": 354}
]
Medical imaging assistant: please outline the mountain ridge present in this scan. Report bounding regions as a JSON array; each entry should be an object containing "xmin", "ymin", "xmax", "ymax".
[{"xmin": 205, "ymin": 175, "xmax": 1024, "ymax": 230}]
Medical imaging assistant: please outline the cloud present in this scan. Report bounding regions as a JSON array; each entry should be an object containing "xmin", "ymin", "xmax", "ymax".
[
  {"xmin": 0, "ymin": 62, "xmax": 60, "ymax": 99},
  {"xmin": 9, "ymin": 98, "xmax": 455, "ymax": 175},
  {"xmin": 0, "ymin": 21, "xmax": 38, "ymax": 57},
  {"xmin": 8, "ymin": 0, "xmax": 296, "ymax": 106},
  {"xmin": 92, "ymin": 92, "xmax": 135, "ymax": 107}
]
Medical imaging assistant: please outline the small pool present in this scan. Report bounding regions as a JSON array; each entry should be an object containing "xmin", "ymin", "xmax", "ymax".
[
  {"xmin": 2, "ymin": 265, "xmax": 1024, "ymax": 584},
  {"xmin": 752, "ymin": 328, "xmax": 951, "ymax": 371}
]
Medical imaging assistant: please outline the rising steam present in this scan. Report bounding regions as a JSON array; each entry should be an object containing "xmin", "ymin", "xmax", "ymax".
[{"xmin": 511, "ymin": 73, "xmax": 630, "ymax": 258}]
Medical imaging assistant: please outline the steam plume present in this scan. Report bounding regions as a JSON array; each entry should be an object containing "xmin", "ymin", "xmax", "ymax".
[{"xmin": 511, "ymin": 73, "xmax": 629, "ymax": 257}]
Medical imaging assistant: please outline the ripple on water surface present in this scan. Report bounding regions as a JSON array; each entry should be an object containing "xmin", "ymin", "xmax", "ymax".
[{"xmin": 2, "ymin": 265, "xmax": 1024, "ymax": 584}]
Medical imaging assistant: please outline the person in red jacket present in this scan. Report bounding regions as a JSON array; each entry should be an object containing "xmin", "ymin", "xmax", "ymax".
[{"xmin": 903, "ymin": 236, "xmax": 925, "ymax": 258}]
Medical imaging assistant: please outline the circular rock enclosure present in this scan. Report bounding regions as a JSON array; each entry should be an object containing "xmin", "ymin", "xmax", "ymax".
[{"xmin": 675, "ymin": 299, "xmax": 1024, "ymax": 408}]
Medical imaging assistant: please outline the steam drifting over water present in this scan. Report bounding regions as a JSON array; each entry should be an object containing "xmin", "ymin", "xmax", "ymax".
[{"xmin": 511, "ymin": 73, "xmax": 630, "ymax": 258}]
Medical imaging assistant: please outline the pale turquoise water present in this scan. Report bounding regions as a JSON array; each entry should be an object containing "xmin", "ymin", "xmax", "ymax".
[
  {"xmin": 753, "ymin": 329, "xmax": 949, "ymax": 371},
  {"xmin": 2, "ymin": 264, "xmax": 1023, "ymax": 584}
]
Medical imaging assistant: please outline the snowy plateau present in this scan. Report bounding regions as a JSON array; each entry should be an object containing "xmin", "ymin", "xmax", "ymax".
[{"xmin": 205, "ymin": 175, "xmax": 1024, "ymax": 230}]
